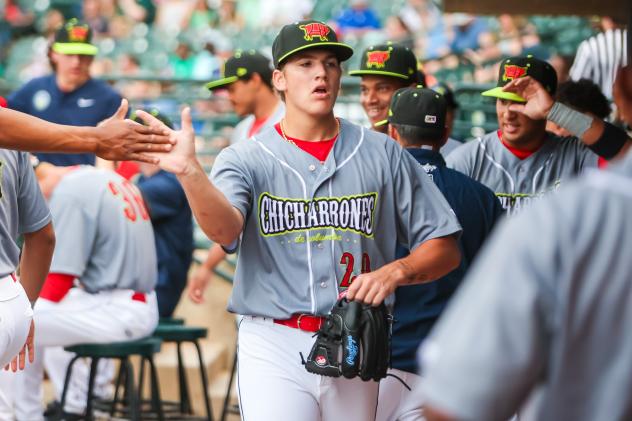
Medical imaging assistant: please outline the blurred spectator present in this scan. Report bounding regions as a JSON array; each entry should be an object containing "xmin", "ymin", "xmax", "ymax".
[
  {"xmin": 546, "ymin": 79, "xmax": 611, "ymax": 137},
  {"xmin": 41, "ymin": 9, "xmax": 65, "ymax": 38},
  {"xmin": 192, "ymin": 41, "xmax": 221, "ymax": 80},
  {"xmin": 118, "ymin": 0, "xmax": 157, "ymax": 24},
  {"xmin": 385, "ymin": 15, "xmax": 414, "ymax": 49},
  {"xmin": 256, "ymin": 0, "xmax": 313, "ymax": 29},
  {"xmin": 155, "ymin": 0, "xmax": 199, "ymax": 32},
  {"xmin": 114, "ymin": 53, "xmax": 161, "ymax": 99},
  {"xmin": 7, "ymin": 19, "xmax": 122, "ymax": 167},
  {"xmin": 449, "ymin": 14, "xmax": 490, "ymax": 55},
  {"xmin": 548, "ymin": 53, "xmax": 574, "ymax": 84},
  {"xmin": 335, "ymin": 0, "xmax": 381, "ymax": 36},
  {"xmin": 169, "ymin": 41, "xmax": 196, "ymax": 79},
  {"xmin": 570, "ymin": 16, "xmax": 628, "ymax": 99},
  {"xmin": 82, "ymin": 0, "xmax": 109, "ymax": 38},
  {"xmin": 185, "ymin": 0, "xmax": 220, "ymax": 33},
  {"xmin": 218, "ymin": 0, "xmax": 244, "ymax": 34}
]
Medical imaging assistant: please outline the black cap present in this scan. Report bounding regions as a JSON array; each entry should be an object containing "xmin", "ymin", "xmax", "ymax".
[
  {"xmin": 272, "ymin": 20, "xmax": 353, "ymax": 68},
  {"xmin": 206, "ymin": 50, "xmax": 273, "ymax": 90},
  {"xmin": 431, "ymin": 82, "xmax": 459, "ymax": 109},
  {"xmin": 380, "ymin": 86, "xmax": 447, "ymax": 138},
  {"xmin": 52, "ymin": 18, "xmax": 98, "ymax": 56},
  {"xmin": 349, "ymin": 43, "xmax": 418, "ymax": 82},
  {"xmin": 132, "ymin": 109, "xmax": 174, "ymax": 130},
  {"xmin": 482, "ymin": 55, "xmax": 557, "ymax": 102}
]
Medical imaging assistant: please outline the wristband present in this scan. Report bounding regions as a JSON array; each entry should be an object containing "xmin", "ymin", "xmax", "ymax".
[
  {"xmin": 587, "ymin": 121, "xmax": 629, "ymax": 160},
  {"xmin": 547, "ymin": 102, "xmax": 593, "ymax": 138}
]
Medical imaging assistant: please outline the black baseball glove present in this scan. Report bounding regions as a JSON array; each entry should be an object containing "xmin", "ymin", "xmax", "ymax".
[{"xmin": 304, "ymin": 297, "xmax": 391, "ymax": 381}]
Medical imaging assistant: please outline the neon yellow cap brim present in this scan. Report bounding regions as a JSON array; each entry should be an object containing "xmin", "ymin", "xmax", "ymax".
[
  {"xmin": 52, "ymin": 42, "xmax": 98, "ymax": 56},
  {"xmin": 348, "ymin": 70, "xmax": 410, "ymax": 80},
  {"xmin": 205, "ymin": 76, "xmax": 239, "ymax": 90},
  {"xmin": 481, "ymin": 86, "xmax": 526, "ymax": 102},
  {"xmin": 374, "ymin": 119, "xmax": 389, "ymax": 127}
]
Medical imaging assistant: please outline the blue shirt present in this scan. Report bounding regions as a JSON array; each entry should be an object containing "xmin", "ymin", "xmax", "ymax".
[
  {"xmin": 392, "ymin": 148, "xmax": 503, "ymax": 374},
  {"xmin": 336, "ymin": 7, "xmax": 381, "ymax": 31},
  {"xmin": 137, "ymin": 170, "xmax": 193, "ymax": 297},
  {"xmin": 8, "ymin": 75, "xmax": 121, "ymax": 166}
]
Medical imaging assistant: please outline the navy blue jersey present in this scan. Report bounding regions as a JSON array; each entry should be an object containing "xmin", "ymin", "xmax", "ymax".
[
  {"xmin": 392, "ymin": 148, "xmax": 503, "ymax": 374},
  {"xmin": 137, "ymin": 170, "xmax": 194, "ymax": 317},
  {"xmin": 8, "ymin": 75, "xmax": 121, "ymax": 166}
]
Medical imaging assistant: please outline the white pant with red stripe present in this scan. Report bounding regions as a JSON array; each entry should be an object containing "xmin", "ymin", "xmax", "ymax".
[
  {"xmin": 0, "ymin": 287, "xmax": 158, "ymax": 420},
  {"xmin": 237, "ymin": 316, "xmax": 380, "ymax": 421}
]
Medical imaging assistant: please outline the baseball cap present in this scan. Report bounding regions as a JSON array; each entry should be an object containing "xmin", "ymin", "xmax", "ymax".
[
  {"xmin": 131, "ymin": 109, "xmax": 174, "ymax": 130},
  {"xmin": 206, "ymin": 50, "xmax": 273, "ymax": 91},
  {"xmin": 52, "ymin": 18, "xmax": 98, "ymax": 56},
  {"xmin": 349, "ymin": 43, "xmax": 418, "ymax": 82},
  {"xmin": 431, "ymin": 82, "xmax": 459, "ymax": 109},
  {"xmin": 378, "ymin": 86, "xmax": 447, "ymax": 138},
  {"xmin": 481, "ymin": 55, "xmax": 557, "ymax": 102},
  {"xmin": 272, "ymin": 20, "xmax": 353, "ymax": 68}
]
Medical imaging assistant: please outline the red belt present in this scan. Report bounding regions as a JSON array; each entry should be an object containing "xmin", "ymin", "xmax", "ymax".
[{"xmin": 274, "ymin": 314, "xmax": 324, "ymax": 333}]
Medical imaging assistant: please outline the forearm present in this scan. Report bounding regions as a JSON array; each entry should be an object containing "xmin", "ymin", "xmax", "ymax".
[
  {"xmin": 389, "ymin": 236, "xmax": 461, "ymax": 286},
  {"xmin": 177, "ymin": 161, "xmax": 243, "ymax": 245},
  {"xmin": 0, "ymin": 108, "xmax": 99, "ymax": 153},
  {"xmin": 203, "ymin": 244, "xmax": 228, "ymax": 271},
  {"xmin": 19, "ymin": 223, "xmax": 55, "ymax": 302}
]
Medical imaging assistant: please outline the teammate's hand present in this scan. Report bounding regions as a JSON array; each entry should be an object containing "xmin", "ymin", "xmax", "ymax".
[
  {"xmin": 4, "ymin": 320, "xmax": 35, "ymax": 372},
  {"xmin": 135, "ymin": 106, "xmax": 197, "ymax": 176},
  {"xmin": 95, "ymin": 99, "xmax": 174, "ymax": 164},
  {"xmin": 187, "ymin": 266, "xmax": 213, "ymax": 304},
  {"xmin": 346, "ymin": 266, "xmax": 399, "ymax": 306},
  {"xmin": 502, "ymin": 76, "xmax": 555, "ymax": 120}
]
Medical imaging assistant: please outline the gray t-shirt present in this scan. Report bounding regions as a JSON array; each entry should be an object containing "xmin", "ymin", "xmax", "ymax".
[
  {"xmin": 446, "ymin": 131, "xmax": 599, "ymax": 216},
  {"xmin": 229, "ymin": 102, "xmax": 285, "ymax": 145},
  {"xmin": 421, "ymin": 151, "xmax": 632, "ymax": 421},
  {"xmin": 212, "ymin": 118, "xmax": 462, "ymax": 319},
  {"xmin": 0, "ymin": 151, "xmax": 51, "ymax": 277},
  {"xmin": 49, "ymin": 167, "xmax": 157, "ymax": 293}
]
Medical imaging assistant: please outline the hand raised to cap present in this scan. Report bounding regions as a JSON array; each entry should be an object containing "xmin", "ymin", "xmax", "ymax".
[
  {"xmin": 95, "ymin": 99, "xmax": 175, "ymax": 164},
  {"xmin": 134, "ymin": 106, "xmax": 197, "ymax": 176},
  {"xmin": 502, "ymin": 76, "xmax": 555, "ymax": 120}
]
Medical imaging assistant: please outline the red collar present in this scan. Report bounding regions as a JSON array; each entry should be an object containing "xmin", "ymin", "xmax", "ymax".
[{"xmin": 498, "ymin": 130, "xmax": 541, "ymax": 160}]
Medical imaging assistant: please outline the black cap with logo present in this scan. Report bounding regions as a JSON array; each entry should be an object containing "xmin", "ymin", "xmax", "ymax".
[
  {"xmin": 206, "ymin": 50, "xmax": 273, "ymax": 90},
  {"xmin": 272, "ymin": 20, "xmax": 353, "ymax": 68},
  {"xmin": 379, "ymin": 86, "xmax": 447, "ymax": 138},
  {"xmin": 482, "ymin": 55, "xmax": 557, "ymax": 102},
  {"xmin": 430, "ymin": 82, "xmax": 459, "ymax": 109},
  {"xmin": 349, "ymin": 43, "xmax": 418, "ymax": 82},
  {"xmin": 52, "ymin": 18, "xmax": 98, "ymax": 56}
]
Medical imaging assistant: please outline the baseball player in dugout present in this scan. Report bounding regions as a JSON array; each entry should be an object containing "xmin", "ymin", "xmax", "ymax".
[
  {"xmin": 137, "ymin": 20, "xmax": 462, "ymax": 421},
  {"xmin": 349, "ymin": 42, "xmax": 419, "ymax": 134},
  {"xmin": 189, "ymin": 50, "xmax": 284, "ymax": 304},
  {"xmin": 446, "ymin": 55, "xmax": 631, "ymax": 216},
  {"xmin": 0, "ymin": 164, "xmax": 159, "ymax": 420},
  {"xmin": 375, "ymin": 87, "xmax": 503, "ymax": 421},
  {"xmin": 0, "ymin": 149, "xmax": 55, "ymax": 419},
  {"xmin": 422, "ymin": 66, "xmax": 632, "ymax": 421},
  {"xmin": 7, "ymin": 18, "xmax": 123, "ymax": 167}
]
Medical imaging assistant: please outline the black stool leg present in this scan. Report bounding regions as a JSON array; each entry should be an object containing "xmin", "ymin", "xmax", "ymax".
[
  {"xmin": 176, "ymin": 341, "xmax": 192, "ymax": 414},
  {"xmin": 194, "ymin": 339, "xmax": 213, "ymax": 421},
  {"xmin": 58, "ymin": 355, "xmax": 82, "ymax": 421},
  {"xmin": 110, "ymin": 359, "xmax": 126, "ymax": 417},
  {"xmin": 85, "ymin": 357, "xmax": 100, "ymax": 421},
  {"xmin": 220, "ymin": 348, "xmax": 238, "ymax": 421},
  {"xmin": 146, "ymin": 355, "xmax": 165, "ymax": 421},
  {"xmin": 123, "ymin": 358, "xmax": 140, "ymax": 421}
]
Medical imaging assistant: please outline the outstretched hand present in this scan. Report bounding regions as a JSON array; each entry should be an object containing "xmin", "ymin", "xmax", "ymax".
[
  {"xmin": 4, "ymin": 320, "xmax": 34, "ymax": 372},
  {"xmin": 96, "ymin": 99, "xmax": 174, "ymax": 163},
  {"xmin": 134, "ymin": 106, "xmax": 197, "ymax": 175},
  {"xmin": 502, "ymin": 76, "xmax": 555, "ymax": 120}
]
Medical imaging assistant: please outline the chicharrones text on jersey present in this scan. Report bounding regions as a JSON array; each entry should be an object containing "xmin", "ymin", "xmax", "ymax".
[{"xmin": 258, "ymin": 192, "xmax": 378, "ymax": 237}]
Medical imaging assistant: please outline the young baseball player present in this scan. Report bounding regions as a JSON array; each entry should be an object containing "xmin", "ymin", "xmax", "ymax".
[
  {"xmin": 5, "ymin": 164, "xmax": 159, "ymax": 420},
  {"xmin": 349, "ymin": 42, "xmax": 419, "ymax": 133},
  {"xmin": 189, "ymin": 50, "xmax": 284, "ymax": 304},
  {"xmin": 8, "ymin": 18, "xmax": 123, "ymax": 166},
  {"xmin": 137, "ymin": 20, "xmax": 462, "ymax": 421},
  {"xmin": 375, "ymin": 87, "xmax": 503, "ymax": 421},
  {"xmin": 0, "ymin": 150, "xmax": 55, "ymax": 418},
  {"xmin": 447, "ymin": 55, "xmax": 631, "ymax": 216},
  {"xmin": 0, "ymin": 100, "xmax": 171, "ymax": 162}
]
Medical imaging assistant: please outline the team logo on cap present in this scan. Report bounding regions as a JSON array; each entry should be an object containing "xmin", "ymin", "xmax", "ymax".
[
  {"xmin": 299, "ymin": 22, "xmax": 330, "ymax": 41},
  {"xmin": 366, "ymin": 50, "xmax": 391, "ymax": 69},
  {"xmin": 502, "ymin": 64, "xmax": 528, "ymax": 82}
]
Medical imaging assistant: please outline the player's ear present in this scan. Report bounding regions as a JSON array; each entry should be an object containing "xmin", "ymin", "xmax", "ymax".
[{"xmin": 272, "ymin": 69, "xmax": 287, "ymax": 94}]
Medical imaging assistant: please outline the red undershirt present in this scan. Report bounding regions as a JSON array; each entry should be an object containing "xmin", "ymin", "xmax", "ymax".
[
  {"xmin": 248, "ymin": 117, "xmax": 269, "ymax": 138},
  {"xmin": 498, "ymin": 130, "xmax": 540, "ymax": 160},
  {"xmin": 274, "ymin": 123, "xmax": 337, "ymax": 162}
]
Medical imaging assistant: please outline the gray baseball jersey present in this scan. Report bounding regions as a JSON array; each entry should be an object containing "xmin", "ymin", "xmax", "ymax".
[
  {"xmin": 49, "ymin": 167, "xmax": 157, "ymax": 293},
  {"xmin": 421, "ymin": 150, "xmax": 632, "ymax": 421},
  {"xmin": 229, "ymin": 102, "xmax": 285, "ymax": 145},
  {"xmin": 0, "ymin": 151, "xmax": 51, "ymax": 277},
  {"xmin": 446, "ymin": 131, "xmax": 599, "ymax": 216},
  {"xmin": 211, "ymin": 118, "xmax": 462, "ymax": 319}
]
